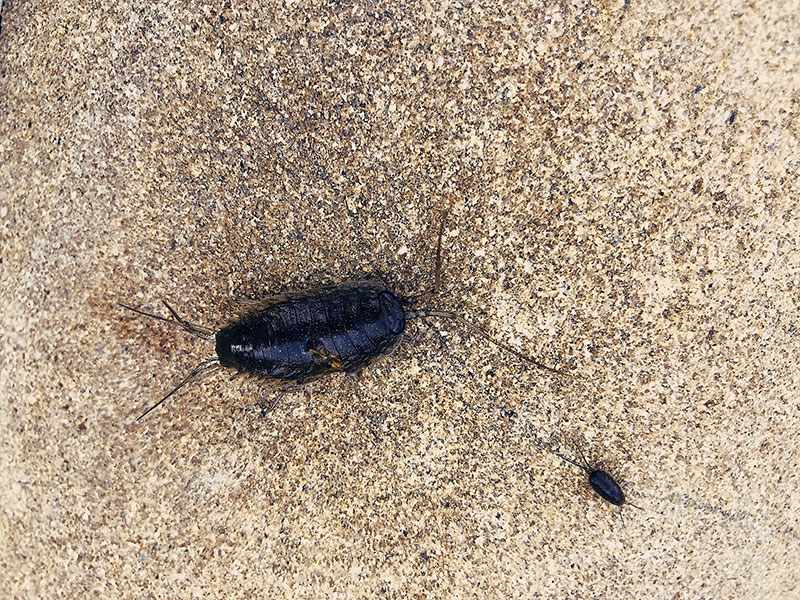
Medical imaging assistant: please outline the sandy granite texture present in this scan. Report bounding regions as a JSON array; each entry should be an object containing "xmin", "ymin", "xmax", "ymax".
[{"xmin": 1, "ymin": 0, "xmax": 799, "ymax": 597}]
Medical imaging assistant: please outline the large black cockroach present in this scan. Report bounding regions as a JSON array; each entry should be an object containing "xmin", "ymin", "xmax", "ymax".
[
  {"xmin": 121, "ymin": 205, "xmax": 568, "ymax": 420},
  {"xmin": 549, "ymin": 438, "xmax": 642, "ymax": 510}
]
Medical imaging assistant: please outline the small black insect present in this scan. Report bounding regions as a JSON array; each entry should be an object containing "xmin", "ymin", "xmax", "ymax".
[
  {"xmin": 549, "ymin": 438, "xmax": 642, "ymax": 509},
  {"xmin": 121, "ymin": 204, "xmax": 568, "ymax": 420}
]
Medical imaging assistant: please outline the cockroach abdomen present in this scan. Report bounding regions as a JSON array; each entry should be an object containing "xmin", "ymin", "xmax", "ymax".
[{"xmin": 589, "ymin": 469, "xmax": 625, "ymax": 506}]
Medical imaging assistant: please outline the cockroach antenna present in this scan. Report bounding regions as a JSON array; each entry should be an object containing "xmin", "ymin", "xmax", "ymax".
[{"xmin": 548, "ymin": 437, "xmax": 645, "ymax": 511}]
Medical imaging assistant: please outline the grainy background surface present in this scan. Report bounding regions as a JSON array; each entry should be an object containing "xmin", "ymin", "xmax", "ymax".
[{"xmin": 1, "ymin": 0, "xmax": 799, "ymax": 597}]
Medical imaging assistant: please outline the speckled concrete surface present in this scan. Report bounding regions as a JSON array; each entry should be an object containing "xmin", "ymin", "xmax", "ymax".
[{"xmin": 2, "ymin": 1, "xmax": 799, "ymax": 598}]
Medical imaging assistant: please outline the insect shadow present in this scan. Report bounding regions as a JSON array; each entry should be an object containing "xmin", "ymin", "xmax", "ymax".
[
  {"xmin": 544, "ymin": 436, "xmax": 644, "ymax": 512},
  {"xmin": 121, "ymin": 200, "xmax": 571, "ymax": 421}
]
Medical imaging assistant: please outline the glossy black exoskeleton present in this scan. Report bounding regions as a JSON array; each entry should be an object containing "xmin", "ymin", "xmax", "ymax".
[
  {"xmin": 215, "ymin": 281, "xmax": 406, "ymax": 380},
  {"xmin": 550, "ymin": 438, "xmax": 640, "ymax": 509},
  {"xmin": 587, "ymin": 469, "xmax": 625, "ymax": 506},
  {"xmin": 121, "ymin": 204, "xmax": 568, "ymax": 421}
]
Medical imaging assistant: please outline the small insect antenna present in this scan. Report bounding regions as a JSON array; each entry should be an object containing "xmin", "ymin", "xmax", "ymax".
[
  {"xmin": 405, "ymin": 308, "xmax": 570, "ymax": 377},
  {"xmin": 571, "ymin": 437, "xmax": 594, "ymax": 472},
  {"xmin": 404, "ymin": 196, "xmax": 456, "ymax": 305},
  {"xmin": 135, "ymin": 358, "xmax": 221, "ymax": 421},
  {"xmin": 625, "ymin": 499, "xmax": 646, "ymax": 511},
  {"xmin": 544, "ymin": 436, "xmax": 589, "ymax": 473},
  {"xmin": 404, "ymin": 191, "xmax": 569, "ymax": 378},
  {"xmin": 556, "ymin": 436, "xmax": 648, "ymax": 513},
  {"xmin": 119, "ymin": 301, "xmax": 216, "ymax": 341},
  {"xmin": 434, "ymin": 196, "xmax": 455, "ymax": 294},
  {"xmin": 120, "ymin": 301, "xmax": 220, "ymax": 420}
]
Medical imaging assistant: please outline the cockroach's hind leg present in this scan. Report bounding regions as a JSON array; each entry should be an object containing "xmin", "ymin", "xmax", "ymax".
[
  {"xmin": 626, "ymin": 499, "xmax": 647, "ymax": 512},
  {"xmin": 382, "ymin": 334, "xmax": 405, "ymax": 359},
  {"xmin": 617, "ymin": 498, "xmax": 649, "ymax": 526}
]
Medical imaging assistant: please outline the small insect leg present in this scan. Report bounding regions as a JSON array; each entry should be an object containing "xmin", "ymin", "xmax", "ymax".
[
  {"xmin": 404, "ymin": 322, "xmax": 424, "ymax": 344},
  {"xmin": 625, "ymin": 499, "xmax": 646, "ymax": 512}
]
